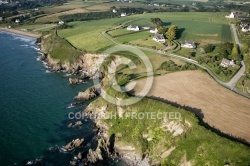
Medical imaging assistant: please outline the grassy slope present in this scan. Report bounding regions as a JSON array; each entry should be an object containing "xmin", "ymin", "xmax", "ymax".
[
  {"xmin": 43, "ymin": 31, "xmax": 81, "ymax": 63},
  {"xmin": 91, "ymin": 96, "xmax": 250, "ymax": 165}
]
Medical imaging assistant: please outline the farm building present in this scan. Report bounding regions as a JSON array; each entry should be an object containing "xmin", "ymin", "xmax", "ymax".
[
  {"xmin": 181, "ymin": 41, "xmax": 196, "ymax": 49},
  {"xmin": 153, "ymin": 33, "xmax": 165, "ymax": 43},
  {"xmin": 127, "ymin": 25, "xmax": 140, "ymax": 31},
  {"xmin": 112, "ymin": 9, "xmax": 117, "ymax": 13},
  {"xmin": 15, "ymin": 19, "xmax": 20, "ymax": 23},
  {"xmin": 220, "ymin": 58, "xmax": 235, "ymax": 68},
  {"xmin": 150, "ymin": 27, "xmax": 158, "ymax": 33}
]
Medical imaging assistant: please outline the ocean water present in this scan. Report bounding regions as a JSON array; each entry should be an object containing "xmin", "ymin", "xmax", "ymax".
[{"xmin": 0, "ymin": 31, "xmax": 95, "ymax": 165}]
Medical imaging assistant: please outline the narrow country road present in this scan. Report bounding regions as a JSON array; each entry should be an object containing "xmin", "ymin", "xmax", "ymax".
[{"xmin": 225, "ymin": 24, "xmax": 246, "ymax": 90}]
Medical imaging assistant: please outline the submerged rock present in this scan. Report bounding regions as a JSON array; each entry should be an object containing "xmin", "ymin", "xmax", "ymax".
[{"xmin": 67, "ymin": 121, "xmax": 83, "ymax": 128}]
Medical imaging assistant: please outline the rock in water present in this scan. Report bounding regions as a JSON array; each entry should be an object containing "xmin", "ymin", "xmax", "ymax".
[
  {"xmin": 69, "ymin": 78, "xmax": 84, "ymax": 85},
  {"xmin": 61, "ymin": 138, "xmax": 84, "ymax": 152},
  {"xmin": 67, "ymin": 121, "xmax": 83, "ymax": 128},
  {"xmin": 74, "ymin": 87, "xmax": 98, "ymax": 101}
]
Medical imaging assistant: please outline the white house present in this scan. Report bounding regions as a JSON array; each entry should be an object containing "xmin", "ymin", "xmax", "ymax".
[
  {"xmin": 121, "ymin": 13, "xmax": 126, "ymax": 17},
  {"xmin": 225, "ymin": 12, "xmax": 235, "ymax": 19},
  {"xmin": 58, "ymin": 20, "xmax": 64, "ymax": 25},
  {"xmin": 15, "ymin": 19, "xmax": 20, "ymax": 23},
  {"xmin": 181, "ymin": 41, "xmax": 196, "ymax": 49},
  {"xmin": 150, "ymin": 27, "xmax": 158, "ymax": 33},
  {"xmin": 127, "ymin": 25, "xmax": 139, "ymax": 31},
  {"xmin": 112, "ymin": 9, "xmax": 117, "ymax": 13},
  {"xmin": 220, "ymin": 58, "xmax": 235, "ymax": 68},
  {"xmin": 153, "ymin": 33, "xmax": 165, "ymax": 43}
]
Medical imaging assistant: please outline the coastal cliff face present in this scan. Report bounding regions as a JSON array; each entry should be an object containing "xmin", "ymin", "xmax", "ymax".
[
  {"xmin": 40, "ymin": 51, "xmax": 107, "ymax": 78},
  {"xmin": 40, "ymin": 33, "xmax": 107, "ymax": 78}
]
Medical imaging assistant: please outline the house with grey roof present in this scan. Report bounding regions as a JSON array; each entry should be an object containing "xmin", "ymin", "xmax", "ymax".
[
  {"xmin": 220, "ymin": 58, "xmax": 235, "ymax": 68},
  {"xmin": 181, "ymin": 41, "xmax": 196, "ymax": 49},
  {"xmin": 153, "ymin": 33, "xmax": 165, "ymax": 43}
]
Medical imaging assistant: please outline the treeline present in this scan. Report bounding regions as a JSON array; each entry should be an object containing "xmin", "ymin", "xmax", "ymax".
[
  {"xmin": 59, "ymin": 11, "xmax": 119, "ymax": 22},
  {"xmin": 159, "ymin": 60, "xmax": 197, "ymax": 72},
  {"xmin": 0, "ymin": 0, "xmax": 66, "ymax": 16}
]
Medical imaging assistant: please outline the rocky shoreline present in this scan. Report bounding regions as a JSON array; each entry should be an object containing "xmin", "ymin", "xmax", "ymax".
[{"xmin": 37, "ymin": 37, "xmax": 149, "ymax": 165}]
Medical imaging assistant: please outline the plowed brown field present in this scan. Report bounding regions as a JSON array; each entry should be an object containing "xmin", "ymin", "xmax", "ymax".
[{"xmin": 133, "ymin": 70, "xmax": 250, "ymax": 142}]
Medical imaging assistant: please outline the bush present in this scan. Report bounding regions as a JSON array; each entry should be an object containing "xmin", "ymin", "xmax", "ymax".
[{"xmin": 203, "ymin": 44, "xmax": 215, "ymax": 53}]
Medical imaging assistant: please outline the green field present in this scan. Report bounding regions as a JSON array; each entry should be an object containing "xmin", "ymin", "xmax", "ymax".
[
  {"xmin": 129, "ymin": 12, "xmax": 232, "ymax": 45},
  {"xmin": 57, "ymin": 12, "xmax": 232, "ymax": 53},
  {"xmin": 58, "ymin": 18, "xmax": 132, "ymax": 52}
]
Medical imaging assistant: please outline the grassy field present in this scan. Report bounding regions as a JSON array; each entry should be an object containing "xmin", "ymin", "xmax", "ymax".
[
  {"xmin": 115, "ymin": 31, "xmax": 150, "ymax": 43},
  {"xmin": 56, "ymin": 12, "xmax": 232, "ymax": 55},
  {"xmin": 129, "ymin": 12, "xmax": 232, "ymax": 45},
  {"xmin": 58, "ymin": 18, "xmax": 132, "ymax": 52}
]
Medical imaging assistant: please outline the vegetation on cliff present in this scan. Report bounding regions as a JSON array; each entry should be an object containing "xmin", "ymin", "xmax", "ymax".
[
  {"xmin": 89, "ymin": 90, "xmax": 250, "ymax": 165},
  {"xmin": 42, "ymin": 30, "xmax": 81, "ymax": 63}
]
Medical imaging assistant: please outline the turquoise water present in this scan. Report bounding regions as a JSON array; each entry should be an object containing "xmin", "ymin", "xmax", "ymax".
[{"xmin": 0, "ymin": 31, "xmax": 94, "ymax": 165}]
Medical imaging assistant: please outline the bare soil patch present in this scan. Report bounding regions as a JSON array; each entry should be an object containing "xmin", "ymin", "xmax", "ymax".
[{"xmin": 133, "ymin": 70, "xmax": 250, "ymax": 142}]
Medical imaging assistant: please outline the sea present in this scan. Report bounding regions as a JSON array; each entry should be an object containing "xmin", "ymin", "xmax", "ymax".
[{"xmin": 0, "ymin": 31, "xmax": 127, "ymax": 166}]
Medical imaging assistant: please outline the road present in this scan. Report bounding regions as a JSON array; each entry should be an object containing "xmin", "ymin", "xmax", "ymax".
[
  {"xmin": 101, "ymin": 21, "xmax": 248, "ymax": 95},
  {"xmin": 231, "ymin": 24, "xmax": 242, "ymax": 48},
  {"xmin": 226, "ymin": 24, "xmax": 246, "ymax": 90}
]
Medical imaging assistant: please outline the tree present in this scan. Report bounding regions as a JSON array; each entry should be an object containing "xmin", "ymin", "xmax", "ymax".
[
  {"xmin": 230, "ymin": 44, "xmax": 239, "ymax": 60},
  {"xmin": 150, "ymin": 18, "xmax": 163, "ymax": 26},
  {"xmin": 157, "ymin": 26, "xmax": 167, "ymax": 34},
  {"xmin": 241, "ymin": 44, "xmax": 249, "ymax": 54},
  {"xmin": 218, "ymin": 42, "xmax": 233, "ymax": 58},
  {"xmin": 165, "ymin": 25, "xmax": 178, "ymax": 46},
  {"xmin": 203, "ymin": 44, "xmax": 215, "ymax": 53}
]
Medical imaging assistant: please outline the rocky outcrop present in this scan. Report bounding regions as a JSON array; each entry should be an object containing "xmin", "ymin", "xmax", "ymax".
[
  {"xmin": 61, "ymin": 138, "xmax": 84, "ymax": 152},
  {"xmin": 39, "ymin": 47, "xmax": 107, "ymax": 78},
  {"xmin": 69, "ymin": 78, "xmax": 85, "ymax": 85},
  {"xmin": 67, "ymin": 121, "xmax": 83, "ymax": 128},
  {"xmin": 74, "ymin": 86, "xmax": 99, "ymax": 101}
]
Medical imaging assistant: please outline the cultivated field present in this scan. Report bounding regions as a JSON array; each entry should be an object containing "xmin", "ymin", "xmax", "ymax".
[{"xmin": 132, "ymin": 70, "xmax": 250, "ymax": 142}]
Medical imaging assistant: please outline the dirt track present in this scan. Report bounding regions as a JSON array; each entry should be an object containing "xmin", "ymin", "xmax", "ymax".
[{"xmin": 133, "ymin": 70, "xmax": 250, "ymax": 142}]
